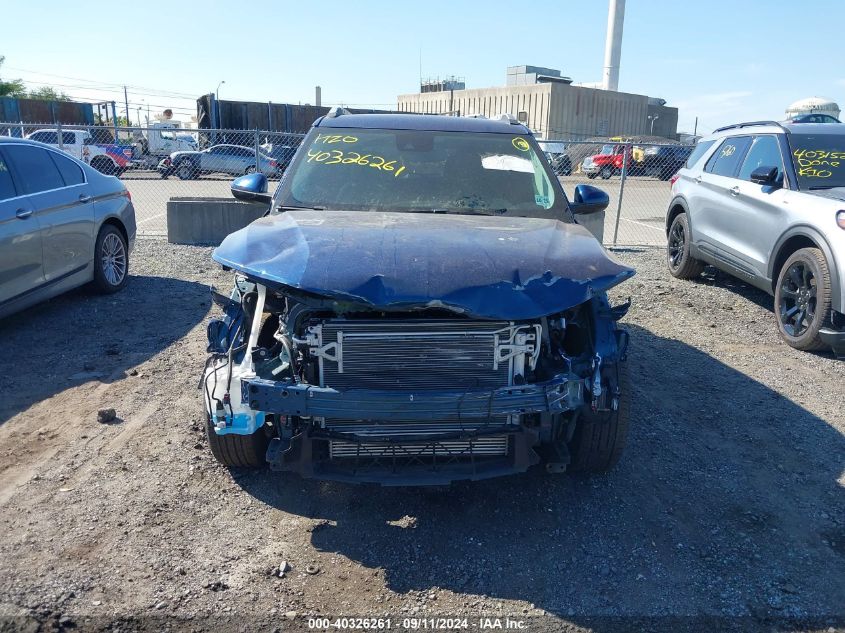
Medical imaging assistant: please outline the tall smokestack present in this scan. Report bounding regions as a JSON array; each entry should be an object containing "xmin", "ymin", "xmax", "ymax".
[
  {"xmin": 315, "ymin": 86, "xmax": 322, "ymax": 107},
  {"xmin": 602, "ymin": 0, "xmax": 625, "ymax": 91}
]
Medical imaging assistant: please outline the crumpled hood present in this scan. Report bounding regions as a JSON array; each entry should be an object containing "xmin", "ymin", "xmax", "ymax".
[{"xmin": 212, "ymin": 210, "xmax": 634, "ymax": 320}]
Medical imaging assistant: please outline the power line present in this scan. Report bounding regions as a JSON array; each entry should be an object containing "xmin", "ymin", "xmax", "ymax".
[
  {"xmin": 5, "ymin": 65, "xmax": 201, "ymax": 99},
  {"xmin": 16, "ymin": 81, "xmax": 195, "ymax": 115},
  {"xmin": 18, "ymin": 79, "xmax": 196, "ymax": 106}
]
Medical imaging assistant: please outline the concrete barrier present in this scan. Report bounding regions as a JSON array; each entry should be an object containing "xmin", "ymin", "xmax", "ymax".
[
  {"xmin": 167, "ymin": 197, "xmax": 268, "ymax": 245},
  {"xmin": 576, "ymin": 210, "xmax": 605, "ymax": 244}
]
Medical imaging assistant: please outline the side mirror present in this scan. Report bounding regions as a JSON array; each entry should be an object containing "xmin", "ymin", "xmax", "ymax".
[
  {"xmin": 231, "ymin": 172, "xmax": 271, "ymax": 204},
  {"xmin": 750, "ymin": 166, "xmax": 779, "ymax": 186},
  {"xmin": 570, "ymin": 184, "xmax": 610, "ymax": 215}
]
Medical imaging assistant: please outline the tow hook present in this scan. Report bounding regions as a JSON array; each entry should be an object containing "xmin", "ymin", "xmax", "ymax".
[
  {"xmin": 214, "ymin": 398, "xmax": 228, "ymax": 430},
  {"xmin": 611, "ymin": 384, "xmax": 620, "ymax": 411},
  {"xmin": 590, "ymin": 354, "xmax": 602, "ymax": 412}
]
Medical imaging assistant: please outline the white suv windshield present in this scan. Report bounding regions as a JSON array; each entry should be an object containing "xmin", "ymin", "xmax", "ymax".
[
  {"xmin": 277, "ymin": 127, "xmax": 563, "ymax": 218},
  {"xmin": 789, "ymin": 133, "xmax": 845, "ymax": 189}
]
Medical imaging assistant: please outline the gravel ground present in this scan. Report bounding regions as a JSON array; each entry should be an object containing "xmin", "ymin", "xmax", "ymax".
[{"xmin": 0, "ymin": 239, "xmax": 843, "ymax": 633}]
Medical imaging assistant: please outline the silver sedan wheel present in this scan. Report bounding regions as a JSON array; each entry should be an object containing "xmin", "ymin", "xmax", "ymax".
[{"xmin": 101, "ymin": 233, "xmax": 127, "ymax": 286}]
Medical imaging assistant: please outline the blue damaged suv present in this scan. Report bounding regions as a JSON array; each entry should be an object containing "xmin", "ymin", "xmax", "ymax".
[{"xmin": 200, "ymin": 112, "xmax": 635, "ymax": 485}]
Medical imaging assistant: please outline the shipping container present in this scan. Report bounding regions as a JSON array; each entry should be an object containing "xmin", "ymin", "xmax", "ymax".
[
  {"xmin": 196, "ymin": 94, "xmax": 395, "ymax": 133},
  {"xmin": 0, "ymin": 97, "xmax": 95, "ymax": 125}
]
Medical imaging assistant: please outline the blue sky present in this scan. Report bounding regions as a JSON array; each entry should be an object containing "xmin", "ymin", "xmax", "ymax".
[{"xmin": 2, "ymin": 0, "xmax": 842, "ymax": 134}]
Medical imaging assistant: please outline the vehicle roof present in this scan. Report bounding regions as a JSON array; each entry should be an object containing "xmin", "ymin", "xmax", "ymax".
[
  {"xmin": 315, "ymin": 113, "xmax": 531, "ymax": 135},
  {"xmin": 0, "ymin": 135, "xmax": 54, "ymax": 145},
  {"xmin": 705, "ymin": 121, "xmax": 845, "ymax": 141},
  {"xmin": 782, "ymin": 122, "xmax": 844, "ymax": 134}
]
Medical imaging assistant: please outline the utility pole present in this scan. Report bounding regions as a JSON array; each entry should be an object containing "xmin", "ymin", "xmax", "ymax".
[
  {"xmin": 123, "ymin": 85, "xmax": 130, "ymax": 130},
  {"xmin": 693, "ymin": 117, "xmax": 698, "ymax": 138}
]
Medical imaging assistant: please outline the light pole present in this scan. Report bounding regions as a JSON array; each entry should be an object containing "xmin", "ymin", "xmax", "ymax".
[
  {"xmin": 214, "ymin": 80, "xmax": 226, "ymax": 136},
  {"xmin": 648, "ymin": 114, "xmax": 659, "ymax": 135}
]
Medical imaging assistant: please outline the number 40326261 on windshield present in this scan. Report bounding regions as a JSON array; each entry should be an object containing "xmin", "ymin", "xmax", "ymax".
[{"xmin": 306, "ymin": 148, "xmax": 406, "ymax": 177}]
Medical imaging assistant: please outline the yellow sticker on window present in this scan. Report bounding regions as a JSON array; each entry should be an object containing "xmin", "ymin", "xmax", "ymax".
[{"xmin": 512, "ymin": 137, "xmax": 530, "ymax": 152}]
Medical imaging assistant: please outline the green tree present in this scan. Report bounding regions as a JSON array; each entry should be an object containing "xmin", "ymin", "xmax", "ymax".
[
  {"xmin": 28, "ymin": 85, "xmax": 70, "ymax": 102},
  {"xmin": 0, "ymin": 56, "xmax": 26, "ymax": 98}
]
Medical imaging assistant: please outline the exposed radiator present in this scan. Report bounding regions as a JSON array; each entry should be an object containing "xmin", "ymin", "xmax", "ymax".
[{"xmin": 304, "ymin": 319, "xmax": 538, "ymax": 391}]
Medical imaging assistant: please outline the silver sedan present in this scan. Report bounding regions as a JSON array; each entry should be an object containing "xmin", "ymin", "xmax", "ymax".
[{"xmin": 0, "ymin": 136, "xmax": 136, "ymax": 318}]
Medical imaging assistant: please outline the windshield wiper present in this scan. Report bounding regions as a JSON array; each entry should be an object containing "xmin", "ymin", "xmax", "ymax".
[
  {"xmin": 277, "ymin": 204, "xmax": 326, "ymax": 211},
  {"xmin": 406, "ymin": 208, "xmax": 506, "ymax": 216}
]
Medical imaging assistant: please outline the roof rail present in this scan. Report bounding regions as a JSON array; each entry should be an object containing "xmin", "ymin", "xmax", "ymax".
[
  {"xmin": 497, "ymin": 113, "xmax": 522, "ymax": 125},
  {"xmin": 713, "ymin": 120, "xmax": 788, "ymax": 133}
]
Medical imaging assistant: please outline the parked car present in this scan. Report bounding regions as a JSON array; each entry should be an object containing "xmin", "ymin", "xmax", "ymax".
[
  {"xmin": 666, "ymin": 120, "xmax": 845, "ymax": 356},
  {"xmin": 201, "ymin": 111, "xmax": 635, "ymax": 485},
  {"xmin": 262, "ymin": 139, "xmax": 303, "ymax": 175},
  {"xmin": 640, "ymin": 144, "xmax": 694, "ymax": 180},
  {"xmin": 581, "ymin": 142, "xmax": 635, "ymax": 179},
  {"xmin": 158, "ymin": 144, "xmax": 279, "ymax": 180},
  {"xmin": 26, "ymin": 128, "xmax": 134, "ymax": 176},
  {"xmin": 537, "ymin": 140, "xmax": 572, "ymax": 176},
  {"xmin": 0, "ymin": 137, "xmax": 136, "ymax": 318},
  {"xmin": 786, "ymin": 114, "xmax": 841, "ymax": 124}
]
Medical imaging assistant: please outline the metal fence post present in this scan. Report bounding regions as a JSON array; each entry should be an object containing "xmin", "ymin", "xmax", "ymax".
[
  {"xmin": 612, "ymin": 143, "xmax": 628, "ymax": 247},
  {"xmin": 57, "ymin": 121, "xmax": 63, "ymax": 150},
  {"xmin": 254, "ymin": 130, "xmax": 260, "ymax": 172}
]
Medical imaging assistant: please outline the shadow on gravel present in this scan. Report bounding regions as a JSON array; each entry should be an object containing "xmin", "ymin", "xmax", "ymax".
[
  {"xmin": 237, "ymin": 324, "xmax": 845, "ymax": 630},
  {"xmin": 0, "ymin": 274, "xmax": 210, "ymax": 426},
  {"xmin": 695, "ymin": 266, "xmax": 775, "ymax": 313}
]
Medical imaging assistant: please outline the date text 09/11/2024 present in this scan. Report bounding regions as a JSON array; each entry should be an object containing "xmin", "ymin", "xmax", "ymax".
[{"xmin": 307, "ymin": 617, "xmax": 529, "ymax": 630}]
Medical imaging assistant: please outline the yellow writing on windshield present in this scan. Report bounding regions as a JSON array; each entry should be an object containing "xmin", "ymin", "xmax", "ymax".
[
  {"xmin": 306, "ymin": 148, "xmax": 406, "ymax": 177},
  {"xmin": 794, "ymin": 149, "xmax": 841, "ymax": 178},
  {"xmin": 314, "ymin": 134, "xmax": 359, "ymax": 144}
]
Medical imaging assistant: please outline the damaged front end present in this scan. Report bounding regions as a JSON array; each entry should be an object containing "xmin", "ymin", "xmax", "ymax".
[{"xmin": 203, "ymin": 278, "xmax": 631, "ymax": 485}]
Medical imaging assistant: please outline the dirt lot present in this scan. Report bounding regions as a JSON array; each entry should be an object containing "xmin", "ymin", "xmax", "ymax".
[{"xmin": 0, "ymin": 240, "xmax": 843, "ymax": 633}]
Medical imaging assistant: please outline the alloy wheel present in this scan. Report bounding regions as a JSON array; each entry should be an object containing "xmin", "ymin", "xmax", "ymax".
[
  {"xmin": 101, "ymin": 233, "xmax": 127, "ymax": 287},
  {"xmin": 668, "ymin": 221, "xmax": 685, "ymax": 269},
  {"xmin": 778, "ymin": 262, "xmax": 817, "ymax": 337}
]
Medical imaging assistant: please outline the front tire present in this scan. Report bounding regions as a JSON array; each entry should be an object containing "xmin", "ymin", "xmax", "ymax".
[
  {"xmin": 91, "ymin": 158, "xmax": 117, "ymax": 175},
  {"xmin": 600, "ymin": 166, "xmax": 613, "ymax": 179},
  {"xmin": 206, "ymin": 415, "xmax": 269, "ymax": 468},
  {"xmin": 568, "ymin": 360, "xmax": 630, "ymax": 473},
  {"xmin": 666, "ymin": 213, "xmax": 706, "ymax": 279},
  {"xmin": 92, "ymin": 224, "xmax": 128, "ymax": 293},
  {"xmin": 774, "ymin": 247, "xmax": 832, "ymax": 351}
]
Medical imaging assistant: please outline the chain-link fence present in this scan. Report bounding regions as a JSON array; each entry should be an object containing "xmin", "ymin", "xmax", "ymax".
[
  {"xmin": 2, "ymin": 123, "xmax": 689, "ymax": 245},
  {"xmin": 1, "ymin": 122, "xmax": 305, "ymax": 235},
  {"xmin": 543, "ymin": 140, "xmax": 693, "ymax": 246}
]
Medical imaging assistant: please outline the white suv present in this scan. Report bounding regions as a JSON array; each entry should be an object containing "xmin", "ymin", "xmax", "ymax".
[{"xmin": 665, "ymin": 120, "xmax": 845, "ymax": 356}]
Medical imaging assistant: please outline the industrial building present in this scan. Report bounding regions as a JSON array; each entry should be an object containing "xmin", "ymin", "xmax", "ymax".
[
  {"xmin": 398, "ymin": 0, "xmax": 678, "ymax": 140},
  {"xmin": 397, "ymin": 65, "xmax": 679, "ymax": 141}
]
